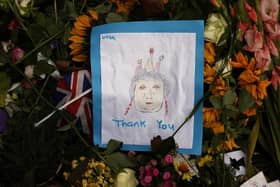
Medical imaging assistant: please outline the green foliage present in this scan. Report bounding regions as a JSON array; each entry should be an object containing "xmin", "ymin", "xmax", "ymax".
[{"xmin": 0, "ymin": 112, "xmax": 63, "ymax": 186}]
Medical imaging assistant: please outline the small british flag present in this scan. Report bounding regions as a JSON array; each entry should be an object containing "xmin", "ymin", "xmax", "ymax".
[{"xmin": 54, "ymin": 70, "xmax": 92, "ymax": 138}]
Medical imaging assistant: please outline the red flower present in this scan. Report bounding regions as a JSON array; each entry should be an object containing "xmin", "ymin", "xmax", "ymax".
[{"xmin": 244, "ymin": 1, "xmax": 257, "ymax": 23}]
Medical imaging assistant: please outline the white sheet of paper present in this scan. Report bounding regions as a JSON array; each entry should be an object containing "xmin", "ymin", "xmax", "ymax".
[
  {"xmin": 224, "ymin": 150, "xmax": 246, "ymax": 176},
  {"xmin": 268, "ymin": 180, "xmax": 280, "ymax": 187},
  {"xmin": 240, "ymin": 171, "xmax": 268, "ymax": 187},
  {"xmin": 100, "ymin": 33, "xmax": 196, "ymax": 149}
]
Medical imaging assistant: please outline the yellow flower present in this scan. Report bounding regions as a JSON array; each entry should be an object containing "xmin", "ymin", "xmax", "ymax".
[
  {"xmin": 198, "ymin": 155, "xmax": 213, "ymax": 167},
  {"xmin": 173, "ymin": 160, "xmax": 193, "ymax": 181},
  {"xmin": 72, "ymin": 160, "xmax": 78, "ymax": 169},
  {"xmin": 69, "ymin": 10, "xmax": 99, "ymax": 64}
]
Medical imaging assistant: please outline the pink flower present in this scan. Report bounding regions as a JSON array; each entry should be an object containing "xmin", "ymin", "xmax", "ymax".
[
  {"xmin": 244, "ymin": 1, "xmax": 257, "ymax": 23},
  {"xmin": 266, "ymin": 36, "xmax": 279, "ymax": 56},
  {"xmin": 150, "ymin": 159, "xmax": 157, "ymax": 166},
  {"xmin": 264, "ymin": 22, "xmax": 280, "ymax": 40},
  {"xmin": 162, "ymin": 171, "xmax": 171, "ymax": 180},
  {"xmin": 260, "ymin": 0, "xmax": 279, "ymax": 23},
  {"xmin": 160, "ymin": 180, "xmax": 176, "ymax": 187},
  {"xmin": 255, "ymin": 45, "xmax": 271, "ymax": 71},
  {"xmin": 11, "ymin": 47, "xmax": 24, "ymax": 63},
  {"xmin": 144, "ymin": 176, "xmax": 153, "ymax": 184},
  {"xmin": 271, "ymin": 65, "xmax": 280, "ymax": 90},
  {"xmin": 164, "ymin": 154, "xmax": 173, "ymax": 165},
  {"xmin": 243, "ymin": 26, "xmax": 263, "ymax": 52},
  {"xmin": 8, "ymin": 19, "xmax": 20, "ymax": 30},
  {"xmin": 153, "ymin": 168, "xmax": 159, "ymax": 176}
]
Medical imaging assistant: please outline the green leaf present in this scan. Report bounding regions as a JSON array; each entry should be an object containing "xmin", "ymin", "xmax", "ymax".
[
  {"xmin": 104, "ymin": 139, "xmax": 123, "ymax": 155},
  {"xmin": 238, "ymin": 88, "xmax": 255, "ymax": 112},
  {"xmin": 209, "ymin": 96, "xmax": 223, "ymax": 109},
  {"xmin": 94, "ymin": 3, "xmax": 112, "ymax": 14},
  {"xmin": 46, "ymin": 23, "xmax": 62, "ymax": 36},
  {"xmin": 64, "ymin": 1, "xmax": 78, "ymax": 19},
  {"xmin": 223, "ymin": 90, "xmax": 236, "ymax": 106},
  {"xmin": 0, "ymin": 49, "xmax": 9, "ymax": 66},
  {"xmin": 34, "ymin": 60, "xmax": 55, "ymax": 75},
  {"xmin": 105, "ymin": 13, "xmax": 124, "ymax": 23},
  {"xmin": 0, "ymin": 72, "xmax": 11, "ymax": 92},
  {"xmin": 247, "ymin": 118, "xmax": 260, "ymax": 177},
  {"xmin": 105, "ymin": 152, "xmax": 136, "ymax": 171},
  {"xmin": 28, "ymin": 24, "xmax": 48, "ymax": 44},
  {"xmin": 36, "ymin": 12, "xmax": 47, "ymax": 28}
]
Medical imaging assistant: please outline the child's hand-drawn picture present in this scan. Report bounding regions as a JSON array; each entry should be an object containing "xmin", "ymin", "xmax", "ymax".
[
  {"xmin": 91, "ymin": 21, "xmax": 204, "ymax": 154},
  {"xmin": 124, "ymin": 48, "xmax": 169, "ymax": 116}
]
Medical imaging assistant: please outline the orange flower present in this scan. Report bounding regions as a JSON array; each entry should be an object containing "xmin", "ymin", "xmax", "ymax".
[
  {"xmin": 238, "ymin": 69, "xmax": 271, "ymax": 105},
  {"xmin": 204, "ymin": 42, "xmax": 216, "ymax": 65},
  {"xmin": 230, "ymin": 52, "xmax": 249, "ymax": 69},
  {"xmin": 211, "ymin": 77, "xmax": 227, "ymax": 96},
  {"xmin": 224, "ymin": 137, "xmax": 239, "ymax": 151},
  {"xmin": 110, "ymin": 0, "xmax": 137, "ymax": 16},
  {"xmin": 257, "ymin": 80, "xmax": 271, "ymax": 100},
  {"xmin": 204, "ymin": 64, "xmax": 216, "ymax": 84},
  {"xmin": 203, "ymin": 108, "xmax": 224, "ymax": 134},
  {"xmin": 243, "ymin": 107, "xmax": 257, "ymax": 116},
  {"xmin": 69, "ymin": 10, "xmax": 99, "ymax": 64},
  {"xmin": 88, "ymin": 10, "xmax": 99, "ymax": 21}
]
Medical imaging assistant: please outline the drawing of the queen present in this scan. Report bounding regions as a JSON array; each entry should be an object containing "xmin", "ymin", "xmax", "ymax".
[{"xmin": 124, "ymin": 48, "xmax": 169, "ymax": 116}]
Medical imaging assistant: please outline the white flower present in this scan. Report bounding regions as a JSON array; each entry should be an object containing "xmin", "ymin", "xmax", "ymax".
[
  {"xmin": 204, "ymin": 13, "xmax": 227, "ymax": 45},
  {"xmin": 24, "ymin": 65, "xmax": 34, "ymax": 79},
  {"xmin": 215, "ymin": 59, "xmax": 232, "ymax": 77},
  {"xmin": 114, "ymin": 168, "xmax": 138, "ymax": 187}
]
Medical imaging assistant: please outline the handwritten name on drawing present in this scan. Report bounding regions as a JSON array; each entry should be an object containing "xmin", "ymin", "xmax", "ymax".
[
  {"xmin": 101, "ymin": 35, "xmax": 116, "ymax": 40},
  {"xmin": 112, "ymin": 119, "xmax": 175, "ymax": 131}
]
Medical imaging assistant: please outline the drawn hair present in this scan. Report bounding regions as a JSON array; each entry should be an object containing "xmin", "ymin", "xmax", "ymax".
[{"xmin": 124, "ymin": 48, "xmax": 170, "ymax": 115}]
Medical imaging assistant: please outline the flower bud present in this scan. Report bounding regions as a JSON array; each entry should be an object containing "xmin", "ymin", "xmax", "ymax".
[
  {"xmin": 114, "ymin": 168, "xmax": 138, "ymax": 187},
  {"xmin": 15, "ymin": 0, "xmax": 33, "ymax": 17},
  {"xmin": 215, "ymin": 59, "xmax": 232, "ymax": 77}
]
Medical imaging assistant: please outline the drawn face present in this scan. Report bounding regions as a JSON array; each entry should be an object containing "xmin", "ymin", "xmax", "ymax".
[{"xmin": 134, "ymin": 79, "xmax": 164, "ymax": 113}]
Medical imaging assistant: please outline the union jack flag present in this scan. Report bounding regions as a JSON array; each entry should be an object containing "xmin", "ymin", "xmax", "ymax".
[{"xmin": 54, "ymin": 70, "xmax": 92, "ymax": 139}]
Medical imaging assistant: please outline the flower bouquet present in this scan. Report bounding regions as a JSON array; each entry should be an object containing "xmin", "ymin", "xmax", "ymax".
[{"xmin": 0, "ymin": 0, "xmax": 279, "ymax": 186}]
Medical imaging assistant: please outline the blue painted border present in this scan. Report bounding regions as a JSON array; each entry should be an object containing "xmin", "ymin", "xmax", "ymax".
[{"xmin": 90, "ymin": 21, "xmax": 204, "ymax": 155}]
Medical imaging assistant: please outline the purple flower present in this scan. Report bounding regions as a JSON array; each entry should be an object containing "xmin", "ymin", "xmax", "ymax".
[
  {"xmin": 164, "ymin": 154, "xmax": 173, "ymax": 165},
  {"xmin": 162, "ymin": 171, "xmax": 171, "ymax": 180},
  {"xmin": 0, "ymin": 109, "xmax": 8, "ymax": 133}
]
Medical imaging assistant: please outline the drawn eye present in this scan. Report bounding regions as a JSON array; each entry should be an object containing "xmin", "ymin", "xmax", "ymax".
[
  {"xmin": 139, "ymin": 85, "xmax": 146, "ymax": 89},
  {"xmin": 153, "ymin": 84, "xmax": 160, "ymax": 89}
]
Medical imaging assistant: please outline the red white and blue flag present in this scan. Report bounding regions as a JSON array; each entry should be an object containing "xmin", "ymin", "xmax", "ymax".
[{"xmin": 54, "ymin": 70, "xmax": 92, "ymax": 138}]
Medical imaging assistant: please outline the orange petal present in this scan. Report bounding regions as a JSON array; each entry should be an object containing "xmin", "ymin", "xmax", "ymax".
[
  {"xmin": 69, "ymin": 35, "xmax": 85, "ymax": 43},
  {"xmin": 72, "ymin": 54, "xmax": 88, "ymax": 62},
  {"xmin": 88, "ymin": 10, "xmax": 99, "ymax": 21},
  {"xmin": 77, "ymin": 15, "xmax": 92, "ymax": 28}
]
